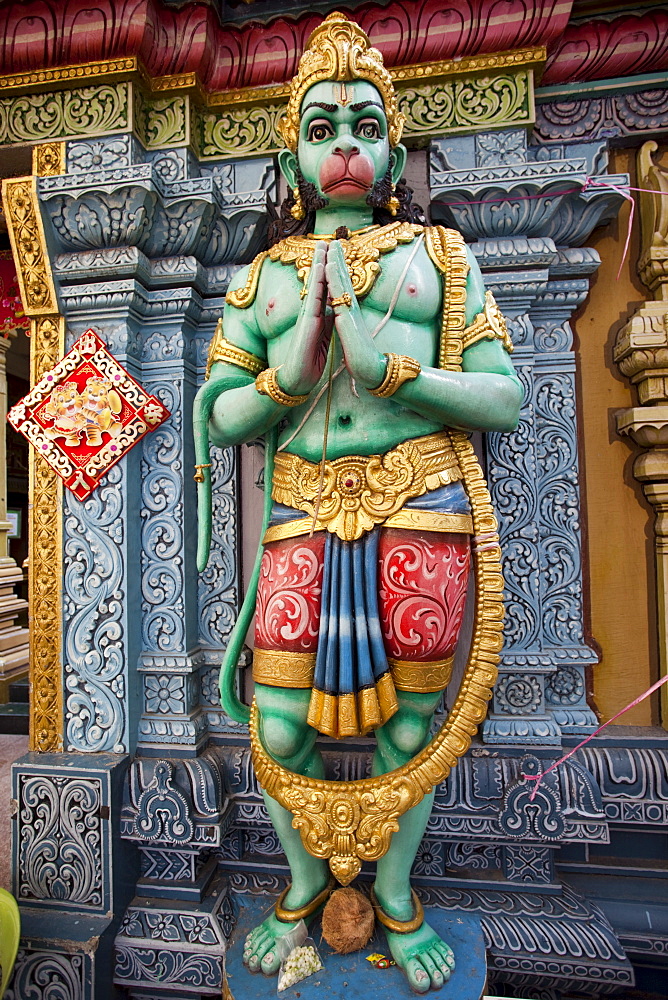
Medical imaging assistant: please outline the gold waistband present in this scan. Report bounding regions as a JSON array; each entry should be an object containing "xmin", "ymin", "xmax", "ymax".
[
  {"xmin": 262, "ymin": 508, "xmax": 473, "ymax": 546},
  {"xmin": 271, "ymin": 431, "xmax": 462, "ymax": 541}
]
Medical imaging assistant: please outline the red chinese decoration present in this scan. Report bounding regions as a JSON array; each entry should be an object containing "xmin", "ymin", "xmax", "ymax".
[
  {"xmin": 0, "ymin": 251, "xmax": 29, "ymax": 337},
  {"xmin": 7, "ymin": 329, "xmax": 170, "ymax": 500}
]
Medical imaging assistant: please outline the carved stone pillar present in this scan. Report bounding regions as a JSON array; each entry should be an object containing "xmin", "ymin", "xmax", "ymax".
[
  {"xmin": 0, "ymin": 331, "xmax": 28, "ymax": 702},
  {"xmin": 7, "ymin": 132, "xmax": 271, "ymax": 999},
  {"xmin": 614, "ymin": 141, "xmax": 668, "ymax": 727},
  {"xmin": 430, "ymin": 129, "xmax": 628, "ymax": 741}
]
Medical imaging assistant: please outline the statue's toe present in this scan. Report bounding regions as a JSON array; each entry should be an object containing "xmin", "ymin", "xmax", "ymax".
[
  {"xmin": 261, "ymin": 949, "xmax": 280, "ymax": 975},
  {"xmin": 405, "ymin": 957, "xmax": 431, "ymax": 994},
  {"xmin": 436, "ymin": 941, "xmax": 455, "ymax": 973},
  {"xmin": 420, "ymin": 950, "xmax": 444, "ymax": 988}
]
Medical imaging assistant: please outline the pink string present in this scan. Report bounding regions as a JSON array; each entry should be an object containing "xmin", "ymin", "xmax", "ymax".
[
  {"xmin": 522, "ymin": 672, "xmax": 668, "ymax": 801},
  {"xmin": 441, "ymin": 176, "xmax": 668, "ymax": 282}
]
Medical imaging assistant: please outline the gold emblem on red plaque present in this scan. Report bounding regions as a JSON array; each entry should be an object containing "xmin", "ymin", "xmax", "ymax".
[{"xmin": 8, "ymin": 329, "xmax": 170, "ymax": 500}]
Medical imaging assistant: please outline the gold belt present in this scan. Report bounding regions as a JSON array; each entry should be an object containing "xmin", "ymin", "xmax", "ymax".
[{"xmin": 271, "ymin": 431, "xmax": 463, "ymax": 541}]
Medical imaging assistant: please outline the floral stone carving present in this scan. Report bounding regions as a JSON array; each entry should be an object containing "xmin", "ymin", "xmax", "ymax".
[{"xmin": 8, "ymin": 328, "xmax": 170, "ymax": 500}]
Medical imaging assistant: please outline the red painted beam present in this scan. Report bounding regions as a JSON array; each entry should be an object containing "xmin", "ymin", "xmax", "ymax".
[
  {"xmin": 0, "ymin": 0, "xmax": 665, "ymax": 91},
  {"xmin": 542, "ymin": 11, "xmax": 668, "ymax": 84}
]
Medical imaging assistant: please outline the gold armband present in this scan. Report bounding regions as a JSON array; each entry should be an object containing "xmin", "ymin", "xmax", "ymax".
[
  {"xmin": 205, "ymin": 318, "xmax": 267, "ymax": 381},
  {"xmin": 463, "ymin": 290, "xmax": 513, "ymax": 354},
  {"xmin": 255, "ymin": 367, "xmax": 309, "ymax": 407},
  {"xmin": 368, "ymin": 353, "xmax": 421, "ymax": 398}
]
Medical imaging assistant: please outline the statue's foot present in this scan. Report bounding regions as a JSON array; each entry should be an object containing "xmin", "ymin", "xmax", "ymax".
[
  {"xmin": 385, "ymin": 919, "xmax": 455, "ymax": 994},
  {"xmin": 372, "ymin": 886, "xmax": 455, "ymax": 994},
  {"xmin": 243, "ymin": 911, "xmax": 295, "ymax": 976},
  {"xmin": 243, "ymin": 878, "xmax": 332, "ymax": 976}
]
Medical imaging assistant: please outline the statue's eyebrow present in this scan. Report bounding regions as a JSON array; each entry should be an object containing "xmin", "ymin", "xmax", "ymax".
[
  {"xmin": 350, "ymin": 101, "xmax": 383, "ymax": 112},
  {"xmin": 302, "ymin": 102, "xmax": 338, "ymax": 114}
]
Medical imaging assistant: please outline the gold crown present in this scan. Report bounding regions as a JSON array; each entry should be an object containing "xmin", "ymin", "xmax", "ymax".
[{"xmin": 279, "ymin": 12, "xmax": 404, "ymax": 153}]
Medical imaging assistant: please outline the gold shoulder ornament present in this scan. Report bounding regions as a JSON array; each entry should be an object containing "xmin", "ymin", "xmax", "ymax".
[
  {"xmin": 225, "ymin": 250, "xmax": 268, "ymax": 309},
  {"xmin": 463, "ymin": 290, "xmax": 514, "ymax": 354}
]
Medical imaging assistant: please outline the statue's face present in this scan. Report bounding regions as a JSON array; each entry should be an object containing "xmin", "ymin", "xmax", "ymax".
[{"xmin": 296, "ymin": 80, "xmax": 392, "ymax": 205}]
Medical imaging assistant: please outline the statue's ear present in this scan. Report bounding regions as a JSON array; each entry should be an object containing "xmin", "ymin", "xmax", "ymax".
[
  {"xmin": 278, "ymin": 149, "xmax": 298, "ymax": 190},
  {"xmin": 390, "ymin": 143, "xmax": 408, "ymax": 185}
]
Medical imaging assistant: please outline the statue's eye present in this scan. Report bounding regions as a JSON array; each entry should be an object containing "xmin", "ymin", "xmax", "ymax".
[
  {"xmin": 356, "ymin": 119, "xmax": 381, "ymax": 140},
  {"xmin": 307, "ymin": 120, "xmax": 334, "ymax": 142}
]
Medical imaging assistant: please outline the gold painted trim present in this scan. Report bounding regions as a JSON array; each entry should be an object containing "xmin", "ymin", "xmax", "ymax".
[
  {"xmin": 371, "ymin": 886, "xmax": 424, "ymax": 934},
  {"xmin": 271, "ymin": 428, "xmax": 462, "ymax": 541},
  {"xmin": 388, "ymin": 656, "xmax": 454, "ymax": 692},
  {"xmin": 262, "ymin": 508, "xmax": 473, "ymax": 544},
  {"xmin": 253, "ymin": 648, "xmax": 316, "ymax": 688},
  {"xmin": 207, "ymin": 46, "xmax": 545, "ymax": 108},
  {"xmin": 3, "ymin": 171, "xmax": 64, "ymax": 753},
  {"xmin": 29, "ymin": 316, "xmax": 65, "ymax": 753},
  {"xmin": 305, "ymin": 671, "xmax": 398, "ymax": 739},
  {"xmin": 32, "ymin": 142, "xmax": 66, "ymax": 178},
  {"xmin": 0, "ymin": 57, "xmax": 138, "ymax": 95},
  {"xmin": 2, "ymin": 176, "xmax": 58, "ymax": 316},
  {"xmin": 274, "ymin": 878, "xmax": 335, "ymax": 923},
  {"xmin": 383, "ymin": 510, "xmax": 473, "ymax": 534},
  {"xmin": 262, "ymin": 518, "xmax": 316, "ymax": 545},
  {"xmin": 250, "ymin": 429, "xmax": 504, "ymax": 885},
  {"xmin": 424, "ymin": 226, "xmax": 469, "ymax": 371},
  {"xmin": 463, "ymin": 290, "xmax": 513, "ymax": 354}
]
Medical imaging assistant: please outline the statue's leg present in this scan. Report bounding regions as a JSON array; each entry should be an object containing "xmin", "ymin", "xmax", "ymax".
[
  {"xmin": 373, "ymin": 692, "xmax": 456, "ymax": 993},
  {"xmin": 243, "ymin": 682, "xmax": 329, "ymax": 976}
]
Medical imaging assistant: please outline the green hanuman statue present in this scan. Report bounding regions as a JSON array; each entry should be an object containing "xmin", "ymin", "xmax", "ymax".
[{"xmin": 194, "ymin": 12, "xmax": 522, "ymax": 994}]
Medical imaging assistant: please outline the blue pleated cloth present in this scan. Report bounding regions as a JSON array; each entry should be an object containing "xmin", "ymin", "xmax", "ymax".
[{"xmin": 267, "ymin": 482, "xmax": 471, "ymax": 737}]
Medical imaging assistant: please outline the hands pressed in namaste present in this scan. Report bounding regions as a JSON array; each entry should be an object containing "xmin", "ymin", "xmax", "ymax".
[{"xmin": 277, "ymin": 240, "xmax": 386, "ymax": 398}]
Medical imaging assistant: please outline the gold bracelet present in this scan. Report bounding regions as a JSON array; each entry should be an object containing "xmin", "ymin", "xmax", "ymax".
[
  {"xmin": 255, "ymin": 367, "xmax": 309, "ymax": 407},
  {"xmin": 274, "ymin": 878, "xmax": 336, "ymax": 923},
  {"xmin": 370, "ymin": 885, "xmax": 424, "ymax": 934},
  {"xmin": 368, "ymin": 353, "xmax": 421, "ymax": 398},
  {"xmin": 330, "ymin": 293, "xmax": 352, "ymax": 308}
]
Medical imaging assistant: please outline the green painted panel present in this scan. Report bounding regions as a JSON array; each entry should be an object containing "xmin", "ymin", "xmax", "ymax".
[{"xmin": 0, "ymin": 83, "xmax": 130, "ymax": 144}]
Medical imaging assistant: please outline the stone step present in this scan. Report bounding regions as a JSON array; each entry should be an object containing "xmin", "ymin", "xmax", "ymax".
[
  {"xmin": 0, "ymin": 702, "xmax": 28, "ymax": 734},
  {"xmin": 8, "ymin": 678, "xmax": 29, "ymax": 702}
]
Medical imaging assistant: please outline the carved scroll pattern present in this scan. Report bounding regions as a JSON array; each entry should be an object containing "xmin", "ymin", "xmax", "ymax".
[
  {"xmin": 534, "ymin": 371, "xmax": 583, "ymax": 649},
  {"xmin": 64, "ymin": 463, "xmax": 127, "ymax": 753},
  {"xmin": 141, "ymin": 381, "xmax": 185, "ymax": 651},
  {"xmin": 0, "ymin": 84, "xmax": 129, "ymax": 144},
  {"xmin": 17, "ymin": 773, "xmax": 102, "ymax": 907},
  {"xmin": 198, "ymin": 446, "xmax": 239, "ymax": 649}
]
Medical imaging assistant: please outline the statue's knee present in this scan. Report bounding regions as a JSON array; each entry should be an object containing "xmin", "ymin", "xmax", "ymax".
[
  {"xmin": 260, "ymin": 714, "xmax": 308, "ymax": 761},
  {"xmin": 382, "ymin": 712, "xmax": 430, "ymax": 758}
]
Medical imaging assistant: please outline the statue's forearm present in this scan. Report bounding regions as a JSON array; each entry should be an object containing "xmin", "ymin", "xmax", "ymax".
[
  {"xmin": 209, "ymin": 382, "xmax": 286, "ymax": 448},
  {"xmin": 394, "ymin": 368, "xmax": 523, "ymax": 433}
]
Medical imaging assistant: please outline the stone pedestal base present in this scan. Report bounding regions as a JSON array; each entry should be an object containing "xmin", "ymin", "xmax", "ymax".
[{"xmin": 225, "ymin": 891, "xmax": 487, "ymax": 1000}]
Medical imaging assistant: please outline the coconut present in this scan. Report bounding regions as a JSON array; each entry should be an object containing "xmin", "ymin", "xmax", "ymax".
[{"xmin": 321, "ymin": 887, "xmax": 375, "ymax": 954}]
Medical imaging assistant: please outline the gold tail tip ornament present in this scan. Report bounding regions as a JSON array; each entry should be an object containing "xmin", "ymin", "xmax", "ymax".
[
  {"xmin": 194, "ymin": 463, "xmax": 211, "ymax": 483},
  {"xmin": 279, "ymin": 12, "xmax": 405, "ymax": 153}
]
